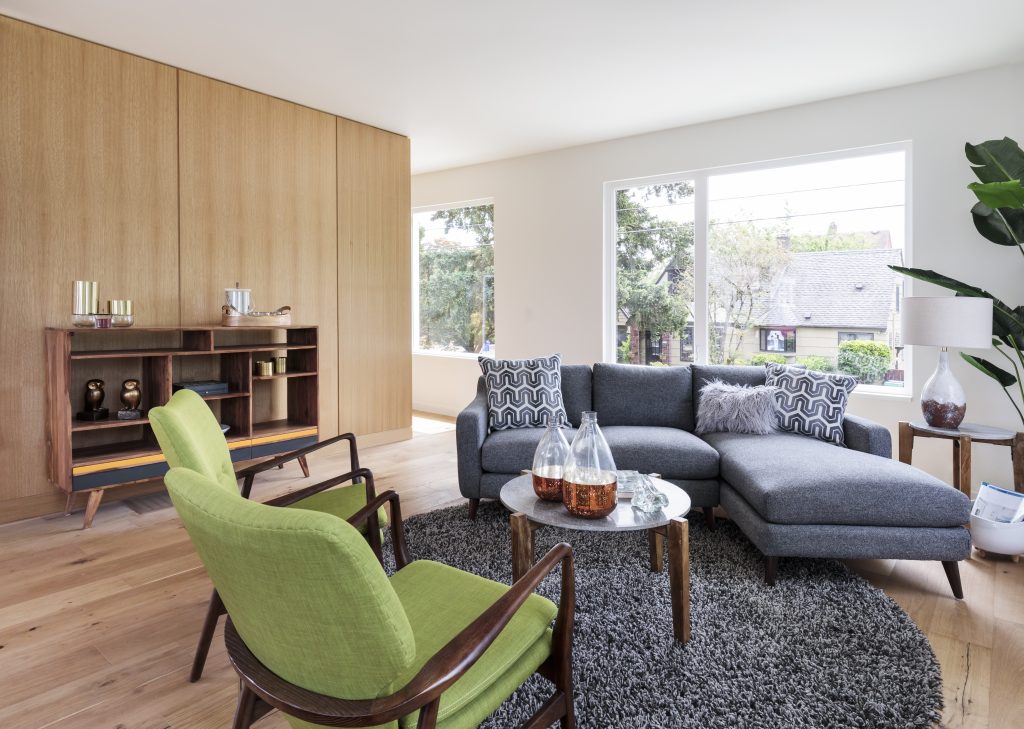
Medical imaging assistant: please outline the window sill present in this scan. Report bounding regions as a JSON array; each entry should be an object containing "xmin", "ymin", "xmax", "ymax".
[
  {"xmin": 413, "ymin": 350, "xmax": 492, "ymax": 361},
  {"xmin": 851, "ymin": 386, "xmax": 911, "ymax": 399}
]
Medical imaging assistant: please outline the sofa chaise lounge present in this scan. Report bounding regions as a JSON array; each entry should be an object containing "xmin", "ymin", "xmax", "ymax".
[{"xmin": 456, "ymin": 363, "xmax": 971, "ymax": 597}]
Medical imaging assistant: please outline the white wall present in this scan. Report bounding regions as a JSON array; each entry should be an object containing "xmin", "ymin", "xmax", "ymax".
[{"xmin": 412, "ymin": 63, "xmax": 1024, "ymax": 487}]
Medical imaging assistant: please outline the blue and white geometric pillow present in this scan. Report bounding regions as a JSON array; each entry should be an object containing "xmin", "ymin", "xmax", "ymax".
[
  {"xmin": 763, "ymin": 363, "xmax": 857, "ymax": 445},
  {"xmin": 478, "ymin": 354, "xmax": 568, "ymax": 431}
]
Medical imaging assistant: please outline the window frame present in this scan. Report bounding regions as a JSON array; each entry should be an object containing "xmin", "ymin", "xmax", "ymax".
[
  {"xmin": 602, "ymin": 141, "xmax": 913, "ymax": 396},
  {"xmin": 411, "ymin": 197, "xmax": 496, "ymax": 360}
]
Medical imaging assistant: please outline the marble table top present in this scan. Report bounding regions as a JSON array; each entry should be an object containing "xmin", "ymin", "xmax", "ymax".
[
  {"xmin": 499, "ymin": 474, "xmax": 691, "ymax": 532},
  {"xmin": 910, "ymin": 421, "xmax": 1017, "ymax": 442}
]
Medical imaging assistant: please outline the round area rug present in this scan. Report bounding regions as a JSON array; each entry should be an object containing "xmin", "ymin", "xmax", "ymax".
[{"xmin": 389, "ymin": 501, "xmax": 942, "ymax": 729}]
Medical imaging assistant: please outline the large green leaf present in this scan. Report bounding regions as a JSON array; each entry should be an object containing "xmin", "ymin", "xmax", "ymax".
[
  {"xmin": 969, "ymin": 180, "xmax": 1024, "ymax": 209},
  {"xmin": 965, "ymin": 137, "xmax": 1024, "ymax": 184},
  {"xmin": 888, "ymin": 265, "xmax": 1024, "ymax": 344},
  {"xmin": 971, "ymin": 201, "xmax": 1024, "ymax": 246},
  {"xmin": 961, "ymin": 353, "xmax": 1018, "ymax": 388}
]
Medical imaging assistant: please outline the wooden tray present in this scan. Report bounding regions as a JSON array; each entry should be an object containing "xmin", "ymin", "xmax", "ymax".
[{"xmin": 221, "ymin": 305, "xmax": 292, "ymax": 327}]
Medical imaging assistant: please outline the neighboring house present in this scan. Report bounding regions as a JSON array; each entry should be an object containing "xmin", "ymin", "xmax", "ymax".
[
  {"xmin": 619, "ymin": 246, "xmax": 904, "ymax": 371},
  {"xmin": 734, "ymin": 247, "xmax": 904, "ymax": 366}
]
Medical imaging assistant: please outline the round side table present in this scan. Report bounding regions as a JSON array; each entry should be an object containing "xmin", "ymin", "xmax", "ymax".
[
  {"xmin": 898, "ymin": 420, "xmax": 1023, "ymax": 497},
  {"xmin": 499, "ymin": 474, "xmax": 693, "ymax": 643}
]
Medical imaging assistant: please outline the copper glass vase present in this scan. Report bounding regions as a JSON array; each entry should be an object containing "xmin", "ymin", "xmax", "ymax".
[
  {"xmin": 531, "ymin": 418, "xmax": 570, "ymax": 501},
  {"xmin": 562, "ymin": 411, "xmax": 617, "ymax": 518}
]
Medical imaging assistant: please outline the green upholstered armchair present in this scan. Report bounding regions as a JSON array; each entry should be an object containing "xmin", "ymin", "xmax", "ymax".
[
  {"xmin": 149, "ymin": 389, "xmax": 385, "ymax": 684},
  {"xmin": 165, "ymin": 467, "xmax": 576, "ymax": 729}
]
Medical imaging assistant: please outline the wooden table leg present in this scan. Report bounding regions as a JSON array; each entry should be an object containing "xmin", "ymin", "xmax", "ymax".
[
  {"xmin": 1012, "ymin": 433, "xmax": 1024, "ymax": 493},
  {"xmin": 898, "ymin": 421, "xmax": 913, "ymax": 465},
  {"xmin": 63, "ymin": 490, "xmax": 75, "ymax": 516},
  {"xmin": 667, "ymin": 517, "xmax": 690, "ymax": 644},
  {"xmin": 953, "ymin": 434, "xmax": 972, "ymax": 498},
  {"xmin": 298, "ymin": 455, "xmax": 310, "ymax": 478},
  {"xmin": 82, "ymin": 489, "xmax": 104, "ymax": 529},
  {"xmin": 648, "ymin": 529, "xmax": 664, "ymax": 573},
  {"xmin": 510, "ymin": 512, "xmax": 535, "ymax": 583}
]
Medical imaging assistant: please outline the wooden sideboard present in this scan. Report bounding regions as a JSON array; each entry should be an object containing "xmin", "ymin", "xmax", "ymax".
[{"xmin": 46, "ymin": 326, "xmax": 320, "ymax": 527}]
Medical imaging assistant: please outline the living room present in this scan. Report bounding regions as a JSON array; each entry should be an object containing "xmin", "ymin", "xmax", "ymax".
[{"xmin": 2, "ymin": 2, "xmax": 1023, "ymax": 728}]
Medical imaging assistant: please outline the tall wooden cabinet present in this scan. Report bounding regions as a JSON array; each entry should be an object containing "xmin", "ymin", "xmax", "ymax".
[{"xmin": 1, "ymin": 14, "xmax": 412, "ymax": 524}]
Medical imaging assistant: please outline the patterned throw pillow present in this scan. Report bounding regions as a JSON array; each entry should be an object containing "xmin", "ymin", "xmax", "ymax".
[
  {"xmin": 764, "ymin": 363, "xmax": 856, "ymax": 445},
  {"xmin": 478, "ymin": 354, "xmax": 568, "ymax": 430}
]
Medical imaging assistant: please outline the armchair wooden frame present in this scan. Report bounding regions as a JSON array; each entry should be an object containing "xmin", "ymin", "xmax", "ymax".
[
  {"xmin": 190, "ymin": 433, "xmax": 379, "ymax": 684},
  {"xmin": 226, "ymin": 489, "xmax": 577, "ymax": 729}
]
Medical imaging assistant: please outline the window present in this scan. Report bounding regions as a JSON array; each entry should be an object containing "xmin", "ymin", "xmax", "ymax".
[
  {"xmin": 613, "ymin": 181, "xmax": 695, "ymax": 365},
  {"xmin": 760, "ymin": 327, "xmax": 796, "ymax": 353},
  {"xmin": 839, "ymin": 332, "xmax": 874, "ymax": 342},
  {"xmin": 413, "ymin": 201, "xmax": 494, "ymax": 356},
  {"xmin": 606, "ymin": 144, "xmax": 909, "ymax": 391}
]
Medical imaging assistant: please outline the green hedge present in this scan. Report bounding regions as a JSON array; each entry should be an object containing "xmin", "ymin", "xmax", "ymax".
[
  {"xmin": 837, "ymin": 340, "xmax": 892, "ymax": 384},
  {"xmin": 795, "ymin": 355, "xmax": 835, "ymax": 372}
]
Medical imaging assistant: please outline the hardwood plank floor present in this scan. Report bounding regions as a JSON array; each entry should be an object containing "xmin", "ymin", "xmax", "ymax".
[{"xmin": 0, "ymin": 414, "xmax": 1020, "ymax": 728}]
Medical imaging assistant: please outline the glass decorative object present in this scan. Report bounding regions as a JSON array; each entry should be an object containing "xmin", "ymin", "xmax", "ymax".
[
  {"xmin": 563, "ymin": 411, "xmax": 617, "ymax": 518},
  {"xmin": 531, "ymin": 418, "xmax": 570, "ymax": 501},
  {"xmin": 631, "ymin": 473, "xmax": 669, "ymax": 513}
]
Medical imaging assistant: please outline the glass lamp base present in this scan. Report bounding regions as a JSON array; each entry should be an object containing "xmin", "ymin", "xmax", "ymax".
[{"xmin": 921, "ymin": 350, "xmax": 966, "ymax": 430}]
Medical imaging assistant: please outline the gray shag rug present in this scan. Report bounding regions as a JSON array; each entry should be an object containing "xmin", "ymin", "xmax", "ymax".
[{"xmin": 388, "ymin": 501, "xmax": 942, "ymax": 729}]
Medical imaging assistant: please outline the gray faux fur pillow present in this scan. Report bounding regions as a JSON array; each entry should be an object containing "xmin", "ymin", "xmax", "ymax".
[{"xmin": 696, "ymin": 380, "xmax": 779, "ymax": 435}]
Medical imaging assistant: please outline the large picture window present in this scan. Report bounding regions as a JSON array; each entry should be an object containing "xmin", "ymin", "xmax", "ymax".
[
  {"xmin": 606, "ymin": 145, "xmax": 908, "ymax": 391},
  {"xmin": 413, "ymin": 201, "xmax": 495, "ymax": 356}
]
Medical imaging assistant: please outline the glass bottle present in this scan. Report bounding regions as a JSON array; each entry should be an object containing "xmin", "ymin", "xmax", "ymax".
[
  {"xmin": 531, "ymin": 418, "xmax": 571, "ymax": 501},
  {"xmin": 563, "ymin": 411, "xmax": 618, "ymax": 518}
]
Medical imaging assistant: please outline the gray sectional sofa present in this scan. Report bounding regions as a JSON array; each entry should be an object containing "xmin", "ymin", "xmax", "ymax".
[{"xmin": 456, "ymin": 362, "xmax": 971, "ymax": 597}]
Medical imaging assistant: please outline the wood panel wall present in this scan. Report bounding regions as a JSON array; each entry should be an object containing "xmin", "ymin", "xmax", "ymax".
[
  {"xmin": 0, "ymin": 16, "xmax": 179, "ymax": 519},
  {"xmin": 178, "ymin": 72, "xmax": 340, "ymax": 435},
  {"xmin": 338, "ymin": 119, "xmax": 412, "ymax": 441},
  {"xmin": 0, "ymin": 16, "xmax": 411, "ymax": 523}
]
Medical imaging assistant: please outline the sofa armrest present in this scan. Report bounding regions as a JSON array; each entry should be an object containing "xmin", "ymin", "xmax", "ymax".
[
  {"xmin": 455, "ymin": 379, "xmax": 489, "ymax": 499},
  {"xmin": 843, "ymin": 414, "xmax": 892, "ymax": 458}
]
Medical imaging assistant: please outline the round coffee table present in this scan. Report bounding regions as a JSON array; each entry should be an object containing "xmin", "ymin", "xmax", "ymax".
[{"xmin": 499, "ymin": 474, "xmax": 693, "ymax": 643}]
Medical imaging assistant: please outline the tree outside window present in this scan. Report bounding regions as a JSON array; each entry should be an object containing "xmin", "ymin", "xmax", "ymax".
[{"xmin": 414, "ymin": 203, "xmax": 494, "ymax": 355}]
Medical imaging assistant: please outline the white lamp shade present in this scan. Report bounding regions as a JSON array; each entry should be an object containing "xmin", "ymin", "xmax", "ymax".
[{"xmin": 901, "ymin": 296, "xmax": 993, "ymax": 348}]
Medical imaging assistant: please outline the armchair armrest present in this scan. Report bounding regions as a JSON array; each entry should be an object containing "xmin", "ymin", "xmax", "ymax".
[
  {"xmin": 224, "ymin": 543, "xmax": 575, "ymax": 727},
  {"xmin": 455, "ymin": 379, "xmax": 489, "ymax": 499},
  {"xmin": 843, "ymin": 414, "xmax": 892, "ymax": 458},
  {"xmin": 347, "ymin": 490, "xmax": 410, "ymax": 569},
  {"xmin": 236, "ymin": 433, "xmax": 362, "ymax": 498}
]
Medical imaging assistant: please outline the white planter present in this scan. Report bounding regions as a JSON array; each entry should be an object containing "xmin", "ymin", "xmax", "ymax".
[{"xmin": 970, "ymin": 513, "xmax": 1024, "ymax": 556}]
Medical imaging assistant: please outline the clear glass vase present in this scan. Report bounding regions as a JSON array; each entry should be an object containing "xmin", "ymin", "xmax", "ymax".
[
  {"xmin": 531, "ymin": 419, "xmax": 571, "ymax": 501},
  {"xmin": 563, "ymin": 411, "xmax": 617, "ymax": 518}
]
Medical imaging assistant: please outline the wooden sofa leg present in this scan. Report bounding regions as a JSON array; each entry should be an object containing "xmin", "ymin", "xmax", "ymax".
[
  {"xmin": 765, "ymin": 556, "xmax": 778, "ymax": 586},
  {"xmin": 468, "ymin": 498, "xmax": 480, "ymax": 520},
  {"xmin": 942, "ymin": 560, "xmax": 964, "ymax": 599},
  {"xmin": 704, "ymin": 507, "xmax": 716, "ymax": 530}
]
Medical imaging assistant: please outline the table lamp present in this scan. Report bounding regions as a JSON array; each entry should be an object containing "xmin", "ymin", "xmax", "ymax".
[{"xmin": 901, "ymin": 296, "xmax": 993, "ymax": 429}]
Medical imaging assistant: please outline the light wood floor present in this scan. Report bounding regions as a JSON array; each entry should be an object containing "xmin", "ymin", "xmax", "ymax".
[{"xmin": 0, "ymin": 415, "xmax": 1021, "ymax": 729}]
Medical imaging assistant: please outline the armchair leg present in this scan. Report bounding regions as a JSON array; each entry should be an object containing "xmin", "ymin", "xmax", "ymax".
[
  {"xmin": 232, "ymin": 684, "xmax": 257, "ymax": 729},
  {"xmin": 468, "ymin": 498, "xmax": 480, "ymax": 520},
  {"xmin": 190, "ymin": 589, "xmax": 225, "ymax": 682},
  {"xmin": 765, "ymin": 556, "xmax": 778, "ymax": 586},
  {"xmin": 942, "ymin": 560, "xmax": 964, "ymax": 599}
]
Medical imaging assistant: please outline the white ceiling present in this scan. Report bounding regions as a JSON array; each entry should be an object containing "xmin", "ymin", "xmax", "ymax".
[{"xmin": 3, "ymin": 1, "xmax": 1023, "ymax": 174}]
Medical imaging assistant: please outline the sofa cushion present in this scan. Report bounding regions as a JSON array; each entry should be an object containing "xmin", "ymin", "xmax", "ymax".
[
  {"xmin": 703, "ymin": 431, "xmax": 970, "ymax": 527},
  {"xmin": 482, "ymin": 428, "xmax": 577, "ymax": 474},
  {"xmin": 479, "ymin": 354, "xmax": 568, "ymax": 430},
  {"xmin": 764, "ymin": 363, "xmax": 857, "ymax": 445},
  {"xmin": 691, "ymin": 364, "xmax": 767, "ymax": 414},
  {"xmin": 560, "ymin": 365, "xmax": 593, "ymax": 428},
  {"xmin": 592, "ymin": 363, "xmax": 694, "ymax": 431},
  {"xmin": 602, "ymin": 425, "xmax": 718, "ymax": 480}
]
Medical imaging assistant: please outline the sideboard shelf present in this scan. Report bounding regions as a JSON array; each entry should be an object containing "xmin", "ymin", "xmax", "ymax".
[{"xmin": 46, "ymin": 325, "xmax": 320, "ymax": 527}]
